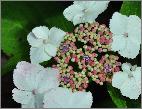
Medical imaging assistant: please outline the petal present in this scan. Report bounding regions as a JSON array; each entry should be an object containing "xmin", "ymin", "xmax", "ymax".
[
  {"xmin": 132, "ymin": 67, "xmax": 141, "ymax": 90},
  {"xmin": 44, "ymin": 44, "xmax": 57, "ymax": 57},
  {"xmin": 72, "ymin": 13, "xmax": 84, "ymax": 25},
  {"xmin": 109, "ymin": 12, "xmax": 128, "ymax": 35},
  {"xmin": 48, "ymin": 27, "xmax": 66, "ymax": 47},
  {"xmin": 27, "ymin": 32, "xmax": 43, "ymax": 47},
  {"xmin": 22, "ymin": 100, "xmax": 35, "ymax": 108},
  {"xmin": 12, "ymin": 88, "xmax": 34, "ymax": 105},
  {"xmin": 70, "ymin": 90, "xmax": 93, "ymax": 108},
  {"xmin": 120, "ymin": 78, "xmax": 141, "ymax": 99},
  {"xmin": 112, "ymin": 71, "xmax": 128, "ymax": 89},
  {"xmin": 111, "ymin": 34, "xmax": 127, "ymax": 52},
  {"xmin": 34, "ymin": 94, "xmax": 44, "ymax": 108},
  {"xmin": 22, "ymin": 94, "xmax": 44, "ymax": 108},
  {"xmin": 37, "ymin": 68, "xmax": 60, "ymax": 93},
  {"xmin": 32, "ymin": 26, "xmax": 49, "ymax": 39},
  {"xmin": 63, "ymin": 4, "xmax": 83, "ymax": 21},
  {"xmin": 83, "ymin": 10, "xmax": 98, "ymax": 23},
  {"xmin": 74, "ymin": 1, "xmax": 109, "ymax": 11},
  {"xmin": 85, "ymin": 1, "xmax": 109, "ymax": 22},
  {"xmin": 91, "ymin": 1, "xmax": 110, "ymax": 11},
  {"xmin": 74, "ymin": 1, "xmax": 95, "ymax": 8},
  {"xmin": 121, "ymin": 63, "xmax": 131, "ymax": 72},
  {"xmin": 13, "ymin": 61, "xmax": 44, "ymax": 91},
  {"xmin": 30, "ymin": 47, "xmax": 51, "ymax": 64},
  {"xmin": 119, "ymin": 40, "xmax": 140, "ymax": 59},
  {"xmin": 127, "ymin": 15, "xmax": 141, "ymax": 44},
  {"xmin": 43, "ymin": 87, "xmax": 93, "ymax": 108}
]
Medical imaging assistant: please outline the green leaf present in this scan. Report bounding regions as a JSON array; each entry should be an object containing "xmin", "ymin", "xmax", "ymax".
[
  {"xmin": 1, "ymin": 19, "xmax": 29, "ymax": 56},
  {"xmin": 1, "ymin": 1, "xmax": 74, "ymax": 75},
  {"xmin": 1, "ymin": 19, "xmax": 30, "ymax": 75},
  {"xmin": 107, "ymin": 83, "xmax": 127, "ymax": 108},
  {"xmin": 120, "ymin": 1, "xmax": 141, "ymax": 17}
]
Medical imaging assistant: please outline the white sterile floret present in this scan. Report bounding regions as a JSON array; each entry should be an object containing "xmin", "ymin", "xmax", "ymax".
[
  {"xmin": 109, "ymin": 12, "xmax": 141, "ymax": 59},
  {"xmin": 112, "ymin": 63, "xmax": 141, "ymax": 99},
  {"xmin": 63, "ymin": 1, "xmax": 110, "ymax": 25},
  {"xmin": 27, "ymin": 26, "xmax": 66, "ymax": 64},
  {"xmin": 43, "ymin": 87, "xmax": 93, "ymax": 108},
  {"xmin": 12, "ymin": 61, "xmax": 60, "ymax": 108}
]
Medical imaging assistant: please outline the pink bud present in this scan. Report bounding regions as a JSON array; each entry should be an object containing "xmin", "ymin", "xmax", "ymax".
[
  {"xmin": 114, "ymin": 67, "xmax": 120, "ymax": 72},
  {"xmin": 98, "ymin": 48, "xmax": 103, "ymax": 53},
  {"xmin": 75, "ymin": 57, "xmax": 79, "ymax": 62},
  {"xmin": 92, "ymin": 70, "xmax": 97, "ymax": 75},
  {"xmin": 52, "ymin": 65, "xmax": 58, "ymax": 69},
  {"xmin": 65, "ymin": 57, "xmax": 70, "ymax": 64},
  {"xmin": 89, "ymin": 61, "xmax": 95, "ymax": 66},
  {"xmin": 70, "ymin": 70, "xmax": 74, "ymax": 75}
]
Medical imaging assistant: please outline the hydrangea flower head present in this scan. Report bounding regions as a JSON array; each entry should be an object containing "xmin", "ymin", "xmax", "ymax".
[
  {"xmin": 112, "ymin": 63, "xmax": 141, "ymax": 99},
  {"xmin": 109, "ymin": 12, "xmax": 141, "ymax": 59},
  {"xmin": 63, "ymin": 1, "xmax": 110, "ymax": 25},
  {"xmin": 27, "ymin": 26, "xmax": 66, "ymax": 64}
]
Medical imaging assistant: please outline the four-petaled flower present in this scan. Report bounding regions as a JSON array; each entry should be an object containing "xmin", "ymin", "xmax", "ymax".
[
  {"xmin": 109, "ymin": 12, "xmax": 141, "ymax": 59},
  {"xmin": 112, "ymin": 63, "xmax": 141, "ymax": 99},
  {"xmin": 63, "ymin": 1, "xmax": 110, "ymax": 25},
  {"xmin": 27, "ymin": 26, "xmax": 66, "ymax": 64},
  {"xmin": 12, "ymin": 61, "xmax": 59, "ymax": 108}
]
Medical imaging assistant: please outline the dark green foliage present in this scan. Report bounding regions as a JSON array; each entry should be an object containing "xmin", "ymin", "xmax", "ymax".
[{"xmin": 120, "ymin": 1, "xmax": 141, "ymax": 17}]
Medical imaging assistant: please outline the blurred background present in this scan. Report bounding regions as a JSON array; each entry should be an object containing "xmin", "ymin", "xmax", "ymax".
[{"xmin": 1, "ymin": 1, "xmax": 141, "ymax": 108}]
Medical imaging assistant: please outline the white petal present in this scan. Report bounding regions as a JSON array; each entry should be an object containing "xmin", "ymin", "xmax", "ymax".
[
  {"xmin": 73, "ymin": 13, "xmax": 85, "ymax": 25},
  {"xmin": 44, "ymin": 44, "xmax": 57, "ymax": 57},
  {"xmin": 85, "ymin": 1, "xmax": 109, "ymax": 22},
  {"xmin": 30, "ymin": 47, "xmax": 51, "ymax": 64},
  {"xmin": 127, "ymin": 15, "xmax": 141, "ymax": 44},
  {"xmin": 132, "ymin": 67, "xmax": 141, "ymax": 90},
  {"xmin": 111, "ymin": 34, "xmax": 127, "ymax": 52},
  {"xmin": 92, "ymin": 1, "xmax": 110, "ymax": 11},
  {"xmin": 74, "ymin": 1, "xmax": 109, "ymax": 6},
  {"xmin": 13, "ymin": 61, "xmax": 44, "ymax": 91},
  {"xmin": 12, "ymin": 88, "xmax": 34, "ymax": 105},
  {"xmin": 22, "ymin": 100, "xmax": 35, "ymax": 108},
  {"xmin": 119, "ymin": 40, "xmax": 140, "ymax": 59},
  {"xmin": 63, "ymin": 4, "xmax": 83, "ymax": 21},
  {"xmin": 32, "ymin": 26, "xmax": 49, "ymax": 39},
  {"xmin": 27, "ymin": 32, "xmax": 43, "ymax": 47},
  {"xmin": 34, "ymin": 94, "xmax": 44, "ymax": 108},
  {"xmin": 112, "ymin": 71, "xmax": 128, "ymax": 89},
  {"xmin": 43, "ymin": 87, "xmax": 93, "ymax": 108},
  {"xmin": 120, "ymin": 78, "xmax": 141, "ymax": 99},
  {"xmin": 37, "ymin": 68, "xmax": 60, "ymax": 93},
  {"xmin": 121, "ymin": 63, "xmax": 131, "ymax": 72},
  {"xmin": 74, "ymin": 1, "xmax": 95, "ymax": 9},
  {"xmin": 109, "ymin": 12, "xmax": 128, "ymax": 35},
  {"xmin": 49, "ymin": 27, "xmax": 66, "ymax": 47}
]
